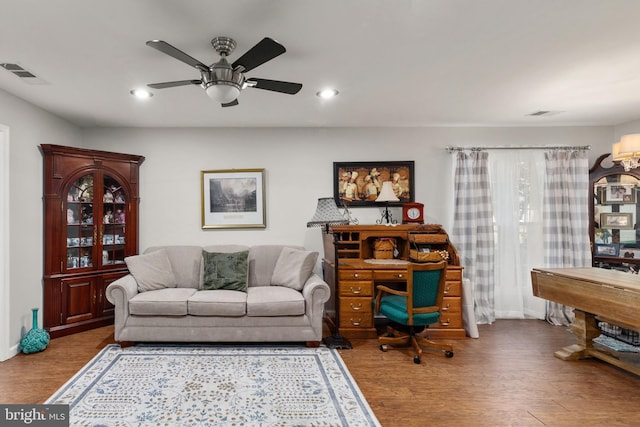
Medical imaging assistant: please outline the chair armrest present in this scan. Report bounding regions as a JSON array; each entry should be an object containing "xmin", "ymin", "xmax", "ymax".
[
  {"xmin": 106, "ymin": 274, "xmax": 138, "ymax": 305},
  {"xmin": 374, "ymin": 284, "xmax": 408, "ymax": 313}
]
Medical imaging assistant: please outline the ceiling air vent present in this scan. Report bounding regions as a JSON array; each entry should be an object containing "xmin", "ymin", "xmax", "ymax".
[{"xmin": 0, "ymin": 63, "xmax": 47, "ymax": 84}]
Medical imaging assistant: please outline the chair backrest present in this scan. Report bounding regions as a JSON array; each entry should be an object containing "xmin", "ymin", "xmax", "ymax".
[{"xmin": 407, "ymin": 261, "xmax": 447, "ymax": 318}]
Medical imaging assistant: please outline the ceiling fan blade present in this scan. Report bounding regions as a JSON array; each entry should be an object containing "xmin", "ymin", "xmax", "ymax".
[
  {"xmin": 248, "ymin": 78, "xmax": 302, "ymax": 95},
  {"xmin": 231, "ymin": 38, "xmax": 286, "ymax": 73},
  {"xmin": 146, "ymin": 40, "xmax": 209, "ymax": 71},
  {"xmin": 147, "ymin": 80, "xmax": 201, "ymax": 89},
  {"xmin": 221, "ymin": 99, "xmax": 239, "ymax": 107}
]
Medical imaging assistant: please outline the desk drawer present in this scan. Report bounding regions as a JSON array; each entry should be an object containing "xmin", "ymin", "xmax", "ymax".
[
  {"xmin": 339, "ymin": 270, "xmax": 373, "ymax": 281},
  {"xmin": 437, "ymin": 297, "xmax": 462, "ymax": 328},
  {"xmin": 446, "ymin": 267, "xmax": 462, "ymax": 281},
  {"xmin": 443, "ymin": 280, "xmax": 461, "ymax": 297},
  {"xmin": 339, "ymin": 281, "xmax": 373, "ymax": 297},
  {"xmin": 340, "ymin": 298, "xmax": 373, "ymax": 328},
  {"xmin": 374, "ymin": 270, "xmax": 408, "ymax": 281}
]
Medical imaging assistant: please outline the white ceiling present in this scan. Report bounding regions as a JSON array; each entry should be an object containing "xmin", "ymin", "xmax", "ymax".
[{"xmin": 2, "ymin": 0, "xmax": 640, "ymax": 128}]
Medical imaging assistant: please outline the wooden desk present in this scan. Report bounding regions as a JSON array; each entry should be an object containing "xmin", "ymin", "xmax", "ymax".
[
  {"xmin": 338, "ymin": 260, "xmax": 464, "ymax": 339},
  {"xmin": 531, "ymin": 267, "xmax": 640, "ymax": 375}
]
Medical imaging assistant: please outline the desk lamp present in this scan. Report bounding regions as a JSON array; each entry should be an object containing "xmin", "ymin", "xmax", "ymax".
[{"xmin": 376, "ymin": 181, "xmax": 400, "ymax": 224}]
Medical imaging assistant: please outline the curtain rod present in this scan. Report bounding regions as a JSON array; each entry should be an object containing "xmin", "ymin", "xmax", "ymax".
[{"xmin": 446, "ymin": 145, "xmax": 591, "ymax": 152}]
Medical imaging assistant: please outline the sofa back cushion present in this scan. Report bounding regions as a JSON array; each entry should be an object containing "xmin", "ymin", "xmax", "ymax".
[
  {"xmin": 247, "ymin": 245, "xmax": 304, "ymax": 287},
  {"xmin": 145, "ymin": 246, "xmax": 203, "ymax": 289}
]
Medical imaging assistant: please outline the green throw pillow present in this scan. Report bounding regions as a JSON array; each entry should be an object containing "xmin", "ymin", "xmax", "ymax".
[{"xmin": 202, "ymin": 250, "xmax": 249, "ymax": 292}]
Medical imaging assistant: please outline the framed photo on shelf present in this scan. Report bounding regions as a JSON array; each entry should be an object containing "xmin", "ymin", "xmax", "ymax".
[
  {"xmin": 601, "ymin": 183, "xmax": 636, "ymax": 204},
  {"xmin": 333, "ymin": 161, "xmax": 414, "ymax": 207},
  {"xmin": 201, "ymin": 169, "xmax": 266, "ymax": 229},
  {"xmin": 600, "ymin": 212, "xmax": 634, "ymax": 230},
  {"xmin": 594, "ymin": 243, "xmax": 620, "ymax": 257}
]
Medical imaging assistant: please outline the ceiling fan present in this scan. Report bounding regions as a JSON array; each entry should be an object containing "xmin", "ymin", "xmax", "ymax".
[{"xmin": 146, "ymin": 36, "xmax": 303, "ymax": 107}]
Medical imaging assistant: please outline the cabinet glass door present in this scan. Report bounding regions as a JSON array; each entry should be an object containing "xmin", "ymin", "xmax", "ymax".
[
  {"xmin": 66, "ymin": 174, "xmax": 95, "ymax": 270},
  {"xmin": 593, "ymin": 174, "xmax": 640, "ymax": 263},
  {"xmin": 101, "ymin": 175, "xmax": 127, "ymax": 266}
]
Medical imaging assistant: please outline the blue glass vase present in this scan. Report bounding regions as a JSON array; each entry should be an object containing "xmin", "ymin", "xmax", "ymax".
[{"xmin": 20, "ymin": 308, "xmax": 50, "ymax": 354}]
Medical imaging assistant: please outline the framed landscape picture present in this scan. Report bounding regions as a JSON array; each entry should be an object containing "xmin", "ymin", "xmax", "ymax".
[
  {"xmin": 600, "ymin": 212, "xmax": 634, "ymax": 230},
  {"xmin": 333, "ymin": 161, "xmax": 414, "ymax": 207},
  {"xmin": 201, "ymin": 169, "xmax": 266, "ymax": 229}
]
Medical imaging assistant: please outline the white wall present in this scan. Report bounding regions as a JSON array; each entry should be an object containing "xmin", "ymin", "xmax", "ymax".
[
  {"xmin": 83, "ymin": 126, "xmax": 613, "ymax": 261},
  {"xmin": 0, "ymin": 89, "xmax": 82, "ymax": 360}
]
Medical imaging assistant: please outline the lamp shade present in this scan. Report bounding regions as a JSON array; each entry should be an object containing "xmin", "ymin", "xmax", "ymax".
[
  {"xmin": 612, "ymin": 141, "xmax": 623, "ymax": 161},
  {"xmin": 375, "ymin": 181, "xmax": 399, "ymax": 203},
  {"xmin": 619, "ymin": 134, "xmax": 640, "ymax": 155},
  {"xmin": 307, "ymin": 197, "xmax": 349, "ymax": 228}
]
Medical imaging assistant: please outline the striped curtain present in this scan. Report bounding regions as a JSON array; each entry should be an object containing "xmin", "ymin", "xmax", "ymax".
[
  {"xmin": 451, "ymin": 151, "xmax": 496, "ymax": 324},
  {"xmin": 542, "ymin": 149, "xmax": 592, "ymax": 325}
]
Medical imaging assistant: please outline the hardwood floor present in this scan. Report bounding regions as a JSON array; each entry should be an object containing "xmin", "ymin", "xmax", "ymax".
[{"xmin": 1, "ymin": 319, "xmax": 638, "ymax": 426}]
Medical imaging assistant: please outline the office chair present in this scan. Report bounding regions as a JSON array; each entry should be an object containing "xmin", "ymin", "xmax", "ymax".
[{"xmin": 374, "ymin": 260, "xmax": 454, "ymax": 364}]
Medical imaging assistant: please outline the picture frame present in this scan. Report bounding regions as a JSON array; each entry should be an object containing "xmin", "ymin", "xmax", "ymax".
[
  {"xmin": 595, "ymin": 243, "xmax": 620, "ymax": 257},
  {"xmin": 333, "ymin": 161, "xmax": 414, "ymax": 207},
  {"xmin": 201, "ymin": 169, "xmax": 266, "ymax": 229},
  {"xmin": 601, "ymin": 184, "xmax": 636, "ymax": 204},
  {"xmin": 600, "ymin": 212, "xmax": 634, "ymax": 230}
]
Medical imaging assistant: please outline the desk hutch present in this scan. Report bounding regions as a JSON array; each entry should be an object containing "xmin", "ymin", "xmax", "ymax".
[{"xmin": 323, "ymin": 224, "xmax": 465, "ymax": 340}]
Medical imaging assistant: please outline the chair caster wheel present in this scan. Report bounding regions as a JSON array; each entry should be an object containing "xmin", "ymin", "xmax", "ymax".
[
  {"xmin": 413, "ymin": 357, "xmax": 421, "ymax": 364},
  {"xmin": 380, "ymin": 344, "xmax": 389, "ymax": 352},
  {"xmin": 445, "ymin": 350, "xmax": 454, "ymax": 358}
]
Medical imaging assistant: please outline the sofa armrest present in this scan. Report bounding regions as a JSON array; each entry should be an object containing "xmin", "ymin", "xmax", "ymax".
[
  {"xmin": 106, "ymin": 274, "xmax": 138, "ymax": 338},
  {"xmin": 301, "ymin": 273, "xmax": 331, "ymax": 318}
]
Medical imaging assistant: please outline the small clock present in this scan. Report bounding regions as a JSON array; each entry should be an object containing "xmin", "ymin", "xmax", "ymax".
[{"xmin": 402, "ymin": 202, "xmax": 424, "ymax": 224}]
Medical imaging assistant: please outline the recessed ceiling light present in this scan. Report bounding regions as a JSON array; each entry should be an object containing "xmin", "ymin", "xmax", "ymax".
[
  {"xmin": 130, "ymin": 88, "xmax": 153, "ymax": 99},
  {"xmin": 316, "ymin": 88, "xmax": 339, "ymax": 99}
]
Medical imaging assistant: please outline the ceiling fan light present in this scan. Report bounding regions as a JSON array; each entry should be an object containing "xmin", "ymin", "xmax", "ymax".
[
  {"xmin": 130, "ymin": 88, "xmax": 153, "ymax": 99},
  {"xmin": 316, "ymin": 88, "xmax": 339, "ymax": 99},
  {"xmin": 205, "ymin": 83, "xmax": 241, "ymax": 104}
]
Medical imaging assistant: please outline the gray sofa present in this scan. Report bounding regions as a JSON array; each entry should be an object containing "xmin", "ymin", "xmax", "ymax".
[{"xmin": 105, "ymin": 244, "xmax": 330, "ymax": 346}]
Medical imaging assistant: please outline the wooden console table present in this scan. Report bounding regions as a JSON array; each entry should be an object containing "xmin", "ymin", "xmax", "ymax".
[
  {"xmin": 531, "ymin": 267, "xmax": 640, "ymax": 375},
  {"xmin": 326, "ymin": 224, "xmax": 465, "ymax": 339}
]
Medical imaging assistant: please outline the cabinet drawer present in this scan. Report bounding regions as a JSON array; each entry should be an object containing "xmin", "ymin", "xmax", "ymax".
[
  {"xmin": 443, "ymin": 280, "xmax": 461, "ymax": 297},
  {"xmin": 339, "ymin": 281, "xmax": 373, "ymax": 297},
  {"xmin": 373, "ymin": 270, "xmax": 408, "ymax": 281},
  {"xmin": 339, "ymin": 270, "xmax": 373, "ymax": 281}
]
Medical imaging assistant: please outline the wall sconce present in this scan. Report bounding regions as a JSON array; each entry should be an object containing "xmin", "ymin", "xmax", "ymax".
[
  {"xmin": 613, "ymin": 134, "xmax": 640, "ymax": 171},
  {"xmin": 375, "ymin": 181, "xmax": 400, "ymax": 224}
]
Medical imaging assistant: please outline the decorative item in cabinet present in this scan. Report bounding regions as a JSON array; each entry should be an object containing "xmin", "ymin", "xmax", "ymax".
[{"xmin": 41, "ymin": 144, "xmax": 144, "ymax": 338}]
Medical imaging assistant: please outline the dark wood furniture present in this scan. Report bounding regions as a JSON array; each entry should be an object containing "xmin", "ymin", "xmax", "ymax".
[
  {"xmin": 41, "ymin": 145, "xmax": 144, "ymax": 338},
  {"xmin": 531, "ymin": 267, "xmax": 640, "ymax": 376},
  {"xmin": 589, "ymin": 153, "xmax": 640, "ymax": 269},
  {"xmin": 325, "ymin": 224, "xmax": 465, "ymax": 339}
]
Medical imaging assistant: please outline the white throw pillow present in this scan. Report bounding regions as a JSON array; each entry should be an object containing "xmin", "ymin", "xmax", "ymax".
[
  {"xmin": 125, "ymin": 249, "xmax": 177, "ymax": 292},
  {"xmin": 270, "ymin": 247, "xmax": 318, "ymax": 291}
]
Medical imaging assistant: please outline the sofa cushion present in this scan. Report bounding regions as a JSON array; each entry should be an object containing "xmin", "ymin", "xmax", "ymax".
[
  {"xmin": 248, "ymin": 245, "xmax": 304, "ymax": 287},
  {"xmin": 270, "ymin": 247, "xmax": 318, "ymax": 291},
  {"xmin": 187, "ymin": 290, "xmax": 247, "ymax": 316},
  {"xmin": 202, "ymin": 250, "xmax": 249, "ymax": 292},
  {"xmin": 125, "ymin": 249, "xmax": 177, "ymax": 292},
  {"xmin": 145, "ymin": 246, "xmax": 202, "ymax": 289},
  {"xmin": 246, "ymin": 286, "xmax": 305, "ymax": 317},
  {"xmin": 129, "ymin": 288, "xmax": 197, "ymax": 315}
]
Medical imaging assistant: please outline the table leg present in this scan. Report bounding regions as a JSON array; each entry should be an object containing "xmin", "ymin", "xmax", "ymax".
[{"xmin": 553, "ymin": 310, "xmax": 600, "ymax": 361}]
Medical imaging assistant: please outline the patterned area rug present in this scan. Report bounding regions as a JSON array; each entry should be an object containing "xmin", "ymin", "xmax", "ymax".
[{"xmin": 46, "ymin": 344, "xmax": 380, "ymax": 426}]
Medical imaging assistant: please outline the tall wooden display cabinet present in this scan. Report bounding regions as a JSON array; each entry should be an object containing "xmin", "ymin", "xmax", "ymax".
[{"xmin": 41, "ymin": 145, "xmax": 145, "ymax": 338}]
